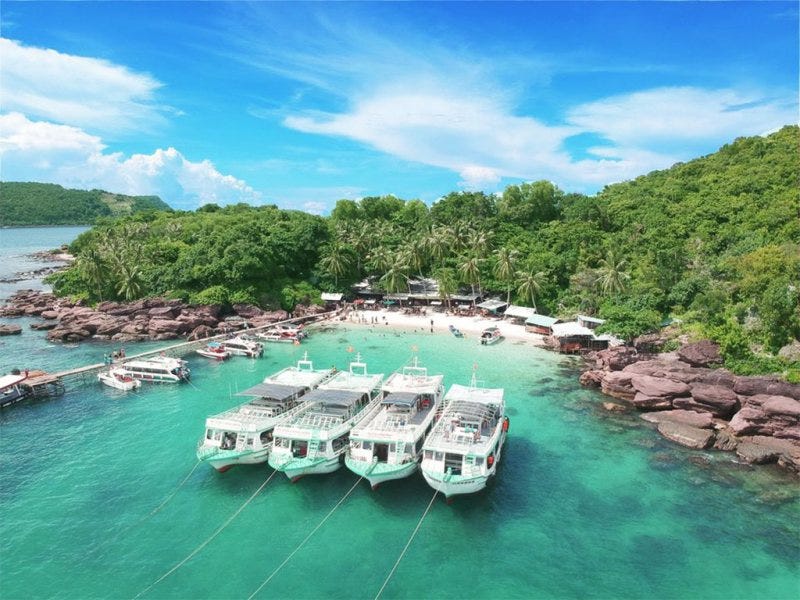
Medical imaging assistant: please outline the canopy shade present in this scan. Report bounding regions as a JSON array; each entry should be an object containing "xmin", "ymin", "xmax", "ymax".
[
  {"xmin": 504, "ymin": 305, "xmax": 538, "ymax": 320},
  {"xmin": 477, "ymin": 299, "xmax": 507, "ymax": 311},
  {"xmin": 236, "ymin": 382, "xmax": 306, "ymax": 402},
  {"xmin": 304, "ymin": 388, "xmax": 365, "ymax": 408},
  {"xmin": 381, "ymin": 392, "xmax": 419, "ymax": 407},
  {"xmin": 321, "ymin": 293, "xmax": 343, "ymax": 301},
  {"xmin": 525, "ymin": 314, "xmax": 560, "ymax": 327}
]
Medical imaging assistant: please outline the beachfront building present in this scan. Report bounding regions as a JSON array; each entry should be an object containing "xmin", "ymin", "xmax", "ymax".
[
  {"xmin": 549, "ymin": 321, "xmax": 611, "ymax": 353},
  {"xmin": 321, "ymin": 292, "xmax": 344, "ymax": 310},
  {"xmin": 503, "ymin": 305, "xmax": 539, "ymax": 325},
  {"xmin": 477, "ymin": 298, "xmax": 508, "ymax": 316},
  {"xmin": 577, "ymin": 315, "xmax": 606, "ymax": 330},
  {"xmin": 525, "ymin": 314, "xmax": 561, "ymax": 335}
]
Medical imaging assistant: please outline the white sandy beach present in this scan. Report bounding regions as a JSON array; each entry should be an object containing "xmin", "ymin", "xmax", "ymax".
[{"xmin": 330, "ymin": 307, "xmax": 548, "ymax": 346}]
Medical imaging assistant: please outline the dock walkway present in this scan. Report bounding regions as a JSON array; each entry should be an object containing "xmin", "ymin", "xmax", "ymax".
[{"xmin": 12, "ymin": 311, "xmax": 338, "ymax": 401}]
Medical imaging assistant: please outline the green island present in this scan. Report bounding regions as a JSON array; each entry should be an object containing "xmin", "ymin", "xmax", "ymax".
[
  {"xmin": 43, "ymin": 125, "xmax": 800, "ymax": 379},
  {"xmin": 0, "ymin": 182, "xmax": 171, "ymax": 226}
]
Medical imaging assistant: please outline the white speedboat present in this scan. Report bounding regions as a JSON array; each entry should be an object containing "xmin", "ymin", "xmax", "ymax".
[
  {"xmin": 197, "ymin": 342, "xmax": 231, "ymax": 360},
  {"xmin": 274, "ymin": 323, "xmax": 307, "ymax": 339},
  {"xmin": 115, "ymin": 356, "xmax": 190, "ymax": 383},
  {"xmin": 98, "ymin": 368, "xmax": 141, "ymax": 391},
  {"xmin": 256, "ymin": 329, "xmax": 301, "ymax": 344},
  {"xmin": 197, "ymin": 354, "xmax": 335, "ymax": 472},
  {"xmin": 420, "ymin": 375, "xmax": 508, "ymax": 499},
  {"xmin": 224, "ymin": 335, "xmax": 264, "ymax": 358},
  {"xmin": 479, "ymin": 326, "xmax": 503, "ymax": 345},
  {"xmin": 345, "ymin": 357, "xmax": 445, "ymax": 489},
  {"xmin": 269, "ymin": 354, "xmax": 384, "ymax": 481}
]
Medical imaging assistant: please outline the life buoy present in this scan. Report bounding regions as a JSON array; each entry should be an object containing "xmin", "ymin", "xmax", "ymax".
[
  {"xmin": 487, "ymin": 455, "xmax": 494, "ymax": 466},
  {"xmin": 502, "ymin": 417, "xmax": 509, "ymax": 432}
]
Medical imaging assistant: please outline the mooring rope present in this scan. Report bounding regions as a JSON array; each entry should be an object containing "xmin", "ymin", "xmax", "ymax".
[
  {"xmin": 373, "ymin": 489, "xmax": 438, "ymax": 600},
  {"xmin": 133, "ymin": 469, "xmax": 278, "ymax": 599},
  {"xmin": 247, "ymin": 476, "xmax": 363, "ymax": 599}
]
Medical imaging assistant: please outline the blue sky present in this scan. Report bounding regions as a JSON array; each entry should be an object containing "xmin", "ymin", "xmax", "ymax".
[{"xmin": 1, "ymin": 1, "xmax": 797, "ymax": 212}]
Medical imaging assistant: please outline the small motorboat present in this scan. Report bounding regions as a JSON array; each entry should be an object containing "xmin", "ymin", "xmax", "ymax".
[
  {"xmin": 257, "ymin": 329, "xmax": 302, "ymax": 344},
  {"xmin": 98, "ymin": 368, "xmax": 141, "ymax": 391},
  {"xmin": 197, "ymin": 342, "xmax": 231, "ymax": 360},
  {"xmin": 224, "ymin": 335, "xmax": 264, "ymax": 358},
  {"xmin": 479, "ymin": 326, "xmax": 503, "ymax": 345},
  {"xmin": 448, "ymin": 324, "xmax": 463, "ymax": 338}
]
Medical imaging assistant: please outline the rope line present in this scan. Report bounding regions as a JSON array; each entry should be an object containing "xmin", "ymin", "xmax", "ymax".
[
  {"xmin": 247, "ymin": 476, "xmax": 363, "ymax": 599},
  {"xmin": 134, "ymin": 469, "xmax": 278, "ymax": 599},
  {"xmin": 374, "ymin": 489, "xmax": 438, "ymax": 600}
]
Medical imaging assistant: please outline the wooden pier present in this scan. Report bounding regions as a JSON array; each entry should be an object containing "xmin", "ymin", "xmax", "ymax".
[{"xmin": 3, "ymin": 311, "xmax": 338, "ymax": 406}]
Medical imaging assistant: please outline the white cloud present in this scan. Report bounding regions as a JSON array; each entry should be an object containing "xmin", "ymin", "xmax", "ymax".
[
  {"xmin": 0, "ymin": 113, "xmax": 260, "ymax": 209},
  {"xmin": 284, "ymin": 83, "xmax": 797, "ymax": 192},
  {"xmin": 0, "ymin": 38, "xmax": 167, "ymax": 134},
  {"xmin": 567, "ymin": 87, "xmax": 798, "ymax": 147}
]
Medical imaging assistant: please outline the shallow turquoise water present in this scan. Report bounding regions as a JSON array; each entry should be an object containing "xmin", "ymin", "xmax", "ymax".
[{"xmin": 1, "ymin": 325, "xmax": 798, "ymax": 600}]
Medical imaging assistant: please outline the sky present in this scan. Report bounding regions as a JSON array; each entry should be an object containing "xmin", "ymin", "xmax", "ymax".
[{"xmin": 0, "ymin": 1, "xmax": 797, "ymax": 213}]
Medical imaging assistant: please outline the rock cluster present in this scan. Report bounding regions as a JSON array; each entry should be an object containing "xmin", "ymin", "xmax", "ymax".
[
  {"xmin": 0, "ymin": 290, "xmax": 302, "ymax": 343},
  {"xmin": 583, "ymin": 343, "xmax": 800, "ymax": 475}
]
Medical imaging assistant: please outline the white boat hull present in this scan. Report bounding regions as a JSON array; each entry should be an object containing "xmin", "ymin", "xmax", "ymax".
[
  {"xmin": 268, "ymin": 454, "xmax": 342, "ymax": 481},
  {"xmin": 98, "ymin": 372, "xmax": 141, "ymax": 391},
  {"xmin": 345, "ymin": 456, "xmax": 418, "ymax": 488},
  {"xmin": 198, "ymin": 447, "xmax": 270, "ymax": 472}
]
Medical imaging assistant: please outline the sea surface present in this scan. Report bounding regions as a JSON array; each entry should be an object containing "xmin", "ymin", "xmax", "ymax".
[{"xmin": 1, "ymin": 228, "xmax": 798, "ymax": 599}]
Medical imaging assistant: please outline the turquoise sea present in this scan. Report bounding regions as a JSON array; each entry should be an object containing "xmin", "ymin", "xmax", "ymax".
[{"xmin": 1, "ymin": 228, "xmax": 798, "ymax": 599}]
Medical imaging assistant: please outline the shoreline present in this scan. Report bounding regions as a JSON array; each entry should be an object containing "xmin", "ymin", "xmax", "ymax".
[{"xmin": 332, "ymin": 307, "xmax": 548, "ymax": 346}]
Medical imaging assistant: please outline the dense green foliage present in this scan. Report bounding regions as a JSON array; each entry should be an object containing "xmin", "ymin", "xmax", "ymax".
[
  {"xmin": 46, "ymin": 126, "xmax": 799, "ymax": 375},
  {"xmin": 0, "ymin": 182, "xmax": 170, "ymax": 226}
]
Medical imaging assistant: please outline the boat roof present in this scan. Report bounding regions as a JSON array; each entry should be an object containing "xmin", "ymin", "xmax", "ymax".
[
  {"xmin": 320, "ymin": 370, "xmax": 383, "ymax": 393},
  {"xmin": 236, "ymin": 382, "xmax": 305, "ymax": 402},
  {"xmin": 382, "ymin": 370, "xmax": 443, "ymax": 395},
  {"xmin": 304, "ymin": 388, "xmax": 366, "ymax": 408},
  {"xmin": 444, "ymin": 383, "xmax": 504, "ymax": 406},
  {"xmin": 0, "ymin": 374, "xmax": 26, "ymax": 389},
  {"xmin": 124, "ymin": 356, "xmax": 183, "ymax": 368},
  {"xmin": 381, "ymin": 392, "xmax": 419, "ymax": 407},
  {"xmin": 265, "ymin": 366, "xmax": 333, "ymax": 388}
]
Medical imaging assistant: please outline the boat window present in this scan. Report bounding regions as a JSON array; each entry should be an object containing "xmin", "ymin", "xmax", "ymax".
[
  {"xmin": 475, "ymin": 456, "xmax": 484, "ymax": 466},
  {"xmin": 350, "ymin": 440, "xmax": 362, "ymax": 450},
  {"xmin": 260, "ymin": 430, "xmax": 273, "ymax": 444},
  {"xmin": 424, "ymin": 450, "xmax": 433, "ymax": 460},
  {"xmin": 274, "ymin": 437, "xmax": 289, "ymax": 448},
  {"xmin": 206, "ymin": 429, "xmax": 214, "ymax": 440},
  {"xmin": 388, "ymin": 443, "xmax": 396, "ymax": 453},
  {"xmin": 434, "ymin": 452, "xmax": 444, "ymax": 461},
  {"xmin": 362, "ymin": 441, "xmax": 372, "ymax": 450}
]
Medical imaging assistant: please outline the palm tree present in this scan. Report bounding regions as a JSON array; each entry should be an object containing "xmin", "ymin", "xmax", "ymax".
[
  {"xmin": 434, "ymin": 267, "xmax": 458, "ymax": 310},
  {"xmin": 78, "ymin": 248, "xmax": 107, "ymax": 302},
  {"xmin": 596, "ymin": 250, "xmax": 631, "ymax": 296},
  {"xmin": 458, "ymin": 255, "xmax": 483, "ymax": 297},
  {"xmin": 425, "ymin": 226, "xmax": 451, "ymax": 265},
  {"xmin": 517, "ymin": 269, "xmax": 545, "ymax": 310},
  {"xmin": 493, "ymin": 247, "xmax": 519, "ymax": 305},
  {"xmin": 366, "ymin": 247, "xmax": 392, "ymax": 276},
  {"xmin": 380, "ymin": 256, "xmax": 409, "ymax": 294},
  {"xmin": 466, "ymin": 229, "xmax": 493, "ymax": 258},
  {"xmin": 115, "ymin": 263, "xmax": 143, "ymax": 301},
  {"xmin": 319, "ymin": 241, "xmax": 354, "ymax": 287}
]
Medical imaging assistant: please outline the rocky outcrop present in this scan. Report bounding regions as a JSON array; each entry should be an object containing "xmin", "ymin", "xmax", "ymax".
[
  {"xmin": 0, "ymin": 324, "xmax": 22, "ymax": 335},
  {"xmin": 677, "ymin": 340, "xmax": 721, "ymax": 367},
  {"xmin": 581, "ymin": 341, "xmax": 800, "ymax": 475}
]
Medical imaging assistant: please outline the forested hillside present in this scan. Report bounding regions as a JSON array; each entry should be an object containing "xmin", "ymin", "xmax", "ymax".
[
  {"xmin": 46, "ymin": 125, "xmax": 799, "ymax": 375},
  {"xmin": 0, "ymin": 182, "xmax": 171, "ymax": 226}
]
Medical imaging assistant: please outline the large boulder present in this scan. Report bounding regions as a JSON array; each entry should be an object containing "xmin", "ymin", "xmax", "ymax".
[
  {"xmin": 600, "ymin": 371, "xmax": 635, "ymax": 401},
  {"xmin": 728, "ymin": 395, "xmax": 800, "ymax": 438},
  {"xmin": 147, "ymin": 319, "xmax": 185, "ymax": 335},
  {"xmin": 0, "ymin": 324, "xmax": 22, "ymax": 336},
  {"xmin": 30, "ymin": 321, "xmax": 57, "ymax": 331},
  {"xmin": 579, "ymin": 370, "xmax": 604, "ymax": 387},
  {"xmin": 677, "ymin": 383, "xmax": 740, "ymax": 418},
  {"xmin": 656, "ymin": 421, "xmax": 715, "ymax": 449},
  {"xmin": 677, "ymin": 340, "xmax": 721, "ymax": 367},
  {"xmin": 148, "ymin": 306, "xmax": 178, "ymax": 318},
  {"xmin": 40, "ymin": 310, "xmax": 59, "ymax": 320},
  {"xmin": 593, "ymin": 346, "xmax": 642, "ymax": 371},
  {"xmin": 733, "ymin": 377, "xmax": 800, "ymax": 401},
  {"xmin": 735, "ymin": 436, "xmax": 800, "ymax": 473},
  {"xmin": 622, "ymin": 359, "xmax": 706, "ymax": 384},
  {"xmin": 641, "ymin": 409, "xmax": 714, "ymax": 429},
  {"xmin": 188, "ymin": 325, "xmax": 215, "ymax": 341},
  {"xmin": 631, "ymin": 392, "xmax": 673, "ymax": 410},
  {"xmin": 232, "ymin": 303, "xmax": 264, "ymax": 319},
  {"xmin": 630, "ymin": 374, "xmax": 690, "ymax": 399}
]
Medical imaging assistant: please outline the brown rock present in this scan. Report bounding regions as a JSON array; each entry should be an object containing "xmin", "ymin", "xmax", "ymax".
[
  {"xmin": 148, "ymin": 306, "xmax": 178, "ymax": 318},
  {"xmin": 677, "ymin": 340, "xmax": 721, "ymax": 367},
  {"xmin": 40, "ymin": 310, "xmax": 59, "ymax": 320},
  {"xmin": 602, "ymin": 402, "xmax": 627, "ymax": 413},
  {"xmin": 0, "ymin": 324, "xmax": 22, "ymax": 335},
  {"xmin": 594, "ymin": 346, "xmax": 642, "ymax": 371},
  {"xmin": 579, "ymin": 370, "xmax": 604, "ymax": 387},
  {"xmin": 600, "ymin": 371, "xmax": 635, "ymax": 401},
  {"xmin": 762, "ymin": 396, "xmax": 800, "ymax": 418},
  {"xmin": 733, "ymin": 377, "xmax": 800, "ymax": 401},
  {"xmin": 630, "ymin": 374, "xmax": 690, "ymax": 398},
  {"xmin": 713, "ymin": 428, "xmax": 739, "ymax": 452},
  {"xmin": 188, "ymin": 325, "xmax": 214, "ymax": 341},
  {"xmin": 232, "ymin": 303, "xmax": 264, "ymax": 319},
  {"xmin": 641, "ymin": 409, "xmax": 714, "ymax": 429},
  {"xmin": 671, "ymin": 383, "xmax": 741, "ymax": 418},
  {"xmin": 631, "ymin": 392, "xmax": 673, "ymax": 410},
  {"xmin": 147, "ymin": 319, "xmax": 185, "ymax": 334},
  {"xmin": 30, "ymin": 321, "xmax": 57, "ymax": 330},
  {"xmin": 657, "ymin": 421, "xmax": 715, "ymax": 449}
]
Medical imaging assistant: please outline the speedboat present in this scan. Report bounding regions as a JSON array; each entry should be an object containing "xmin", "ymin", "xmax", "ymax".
[
  {"xmin": 448, "ymin": 324, "xmax": 463, "ymax": 337},
  {"xmin": 197, "ymin": 341, "xmax": 231, "ymax": 360},
  {"xmin": 197, "ymin": 354, "xmax": 335, "ymax": 472},
  {"xmin": 0, "ymin": 374, "xmax": 29, "ymax": 408},
  {"xmin": 479, "ymin": 326, "xmax": 502, "ymax": 345},
  {"xmin": 274, "ymin": 323, "xmax": 307, "ymax": 339},
  {"xmin": 345, "ymin": 357, "xmax": 445, "ymax": 489},
  {"xmin": 98, "ymin": 367, "xmax": 141, "ymax": 391},
  {"xmin": 420, "ymin": 374, "xmax": 508, "ymax": 499},
  {"xmin": 269, "ymin": 354, "xmax": 384, "ymax": 481},
  {"xmin": 115, "ymin": 356, "xmax": 190, "ymax": 383},
  {"xmin": 224, "ymin": 335, "xmax": 264, "ymax": 358},
  {"xmin": 256, "ymin": 329, "xmax": 302, "ymax": 344}
]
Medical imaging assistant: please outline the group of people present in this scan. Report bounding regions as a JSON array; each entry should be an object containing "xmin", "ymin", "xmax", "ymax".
[{"xmin": 102, "ymin": 348, "xmax": 126, "ymax": 365}]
